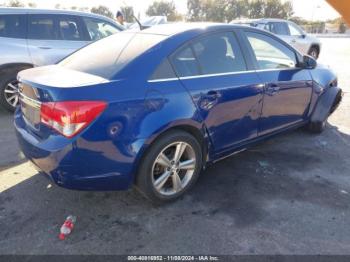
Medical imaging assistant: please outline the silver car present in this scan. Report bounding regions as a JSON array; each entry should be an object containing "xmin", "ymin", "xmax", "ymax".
[
  {"xmin": 231, "ymin": 18, "xmax": 321, "ymax": 60},
  {"xmin": 0, "ymin": 8, "xmax": 123, "ymax": 111}
]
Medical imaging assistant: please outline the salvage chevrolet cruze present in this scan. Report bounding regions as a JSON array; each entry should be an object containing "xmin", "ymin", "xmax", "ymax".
[{"xmin": 15, "ymin": 23, "xmax": 342, "ymax": 203}]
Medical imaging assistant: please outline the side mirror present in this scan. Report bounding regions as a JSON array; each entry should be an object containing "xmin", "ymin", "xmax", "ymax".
[
  {"xmin": 301, "ymin": 34, "xmax": 306, "ymax": 39},
  {"xmin": 299, "ymin": 55, "xmax": 317, "ymax": 69}
]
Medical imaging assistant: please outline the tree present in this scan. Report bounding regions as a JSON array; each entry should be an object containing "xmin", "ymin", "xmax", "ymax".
[
  {"xmin": 121, "ymin": 6, "xmax": 135, "ymax": 23},
  {"xmin": 27, "ymin": 2, "xmax": 37, "ymax": 8},
  {"xmin": 187, "ymin": 0, "xmax": 204, "ymax": 21},
  {"xmin": 6, "ymin": 0, "xmax": 25, "ymax": 7},
  {"xmin": 78, "ymin": 7, "xmax": 89, "ymax": 12},
  {"xmin": 146, "ymin": 1, "xmax": 181, "ymax": 22},
  {"xmin": 90, "ymin": 5, "xmax": 114, "ymax": 19},
  {"xmin": 202, "ymin": 0, "xmax": 227, "ymax": 22},
  {"xmin": 263, "ymin": 0, "xmax": 293, "ymax": 19},
  {"xmin": 187, "ymin": 0, "xmax": 294, "ymax": 22},
  {"xmin": 226, "ymin": 0, "xmax": 249, "ymax": 22}
]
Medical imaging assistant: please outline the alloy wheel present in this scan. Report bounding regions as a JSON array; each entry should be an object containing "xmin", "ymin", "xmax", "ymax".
[
  {"xmin": 152, "ymin": 141, "xmax": 197, "ymax": 196},
  {"xmin": 4, "ymin": 80, "xmax": 20, "ymax": 108}
]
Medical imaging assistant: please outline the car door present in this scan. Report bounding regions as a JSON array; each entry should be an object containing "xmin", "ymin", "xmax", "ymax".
[
  {"xmin": 243, "ymin": 30, "xmax": 313, "ymax": 135},
  {"xmin": 27, "ymin": 14, "xmax": 89, "ymax": 66},
  {"xmin": 0, "ymin": 14, "xmax": 30, "ymax": 65},
  {"xmin": 287, "ymin": 22, "xmax": 310, "ymax": 54},
  {"xmin": 170, "ymin": 31, "xmax": 264, "ymax": 153}
]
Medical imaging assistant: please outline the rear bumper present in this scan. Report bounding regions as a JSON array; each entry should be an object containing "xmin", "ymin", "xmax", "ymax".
[{"xmin": 14, "ymin": 111, "xmax": 145, "ymax": 191}]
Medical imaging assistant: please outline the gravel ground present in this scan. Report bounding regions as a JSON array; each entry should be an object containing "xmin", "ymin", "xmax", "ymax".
[{"xmin": 0, "ymin": 38, "xmax": 350, "ymax": 255}]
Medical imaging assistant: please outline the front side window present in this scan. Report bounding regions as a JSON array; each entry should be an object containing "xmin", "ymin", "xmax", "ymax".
[
  {"xmin": 246, "ymin": 32, "xmax": 297, "ymax": 69},
  {"xmin": 83, "ymin": 17, "xmax": 121, "ymax": 41},
  {"xmin": 0, "ymin": 14, "xmax": 26, "ymax": 39},
  {"xmin": 28, "ymin": 15, "xmax": 57, "ymax": 40},
  {"xmin": 58, "ymin": 16, "xmax": 84, "ymax": 41},
  {"xmin": 288, "ymin": 22, "xmax": 303, "ymax": 37},
  {"xmin": 268, "ymin": 22, "xmax": 290, "ymax": 36}
]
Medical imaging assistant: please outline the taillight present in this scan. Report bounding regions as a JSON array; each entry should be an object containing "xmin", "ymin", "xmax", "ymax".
[{"xmin": 40, "ymin": 101, "xmax": 107, "ymax": 138}]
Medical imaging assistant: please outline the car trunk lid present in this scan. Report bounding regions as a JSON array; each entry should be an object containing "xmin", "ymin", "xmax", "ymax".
[{"xmin": 18, "ymin": 65, "xmax": 108, "ymax": 138}]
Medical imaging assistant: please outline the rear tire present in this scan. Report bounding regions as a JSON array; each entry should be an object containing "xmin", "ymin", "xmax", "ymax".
[{"xmin": 136, "ymin": 130, "xmax": 203, "ymax": 204}]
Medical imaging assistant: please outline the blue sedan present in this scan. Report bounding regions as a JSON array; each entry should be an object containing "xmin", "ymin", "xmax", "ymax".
[{"xmin": 15, "ymin": 23, "xmax": 342, "ymax": 203}]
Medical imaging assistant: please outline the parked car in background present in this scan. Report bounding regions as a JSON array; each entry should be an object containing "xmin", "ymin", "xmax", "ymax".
[
  {"xmin": 126, "ymin": 16, "xmax": 167, "ymax": 30},
  {"xmin": 231, "ymin": 18, "xmax": 321, "ymax": 59},
  {"xmin": 15, "ymin": 24, "xmax": 342, "ymax": 203},
  {"xmin": 0, "ymin": 8, "xmax": 123, "ymax": 112}
]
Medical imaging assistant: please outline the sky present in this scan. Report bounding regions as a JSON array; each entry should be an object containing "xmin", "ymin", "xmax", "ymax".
[{"xmin": 2, "ymin": 0, "xmax": 341, "ymax": 21}]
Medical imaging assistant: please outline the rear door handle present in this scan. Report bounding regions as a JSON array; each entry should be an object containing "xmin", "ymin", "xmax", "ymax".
[
  {"xmin": 38, "ymin": 46, "xmax": 52, "ymax": 50},
  {"xmin": 199, "ymin": 90, "xmax": 220, "ymax": 110},
  {"xmin": 205, "ymin": 90, "xmax": 220, "ymax": 99},
  {"xmin": 266, "ymin": 84, "xmax": 280, "ymax": 96}
]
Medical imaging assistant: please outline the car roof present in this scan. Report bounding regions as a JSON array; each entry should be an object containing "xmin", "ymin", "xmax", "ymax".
[
  {"xmin": 139, "ymin": 22, "xmax": 247, "ymax": 36},
  {"xmin": 0, "ymin": 7, "xmax": 120, "ymax": 27}
]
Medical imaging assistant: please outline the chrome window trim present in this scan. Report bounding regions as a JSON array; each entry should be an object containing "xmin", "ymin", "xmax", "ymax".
[{"xmin": 148, "ymin": 67, "xmax": 299, "ymax": 83}]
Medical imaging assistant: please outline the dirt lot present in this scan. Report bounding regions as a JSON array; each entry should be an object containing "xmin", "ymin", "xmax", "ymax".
[{"xmin": 0, "ymin": 38, "xmax": 350, "ymax": 255}]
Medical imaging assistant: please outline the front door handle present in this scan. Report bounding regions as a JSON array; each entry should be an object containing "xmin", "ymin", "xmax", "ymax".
[
  {"xmin": 266, "ymin": 84, "xmax": 280, "ymax": 96},
  {"xmin": 38, "ymin": 46, "xmax": 52, "ymax": 50}
]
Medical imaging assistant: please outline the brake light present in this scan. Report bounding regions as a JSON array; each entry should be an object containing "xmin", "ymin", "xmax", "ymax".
[{"xmin": 40, "ymin": 101, "xmax": 107, "ymax": 138}]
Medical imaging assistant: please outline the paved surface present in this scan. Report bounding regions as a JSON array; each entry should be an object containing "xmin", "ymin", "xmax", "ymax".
[{"xmin": 0, "ymin": 38, "xmax": 350, "ymax": 255}]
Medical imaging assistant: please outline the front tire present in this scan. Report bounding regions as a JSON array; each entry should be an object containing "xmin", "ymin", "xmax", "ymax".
[
  {"xmin": 0, "ymin": 66, "xmax": 31, "ymax": 112},
  {"xmin": 307, "ymin": 120, "xmax": 326, "ymax": 134},
  {"xmin": 136, "ymin": 130, "xmax": 203, "ymax": 203},
  {"xmin": 308, "ymin": 46, "xmax": 319, "ymax": 60}
]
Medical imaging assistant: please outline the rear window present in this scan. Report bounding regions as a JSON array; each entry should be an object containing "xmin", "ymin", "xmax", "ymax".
[
  {"xmin": 59, "ymin": 32, "xmax": 166, "ymax": 79},
  {"xmin": 0, "ymin": 14, "xmax": 26, "ymax": 39}
]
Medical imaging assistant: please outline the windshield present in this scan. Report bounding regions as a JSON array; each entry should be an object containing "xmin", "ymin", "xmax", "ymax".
[{"xmin": 59, "ymin": 32, "xmax": 166, "ymax": 79}]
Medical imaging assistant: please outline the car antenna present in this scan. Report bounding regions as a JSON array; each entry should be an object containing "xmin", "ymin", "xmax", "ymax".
[
  {"xmin": 120, "ymin": 0, "xmax": 144, "ymax": 30},
  {"xmin": 132, "ymin": 15, "xmax": 144, "ymax": 30}
]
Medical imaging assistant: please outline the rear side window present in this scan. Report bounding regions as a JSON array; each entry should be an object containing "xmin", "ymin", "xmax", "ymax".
[
  {"xmin": 193, "ymin": 32, "xmax": 246, "ymax": 74},
  {"xmin": 171, "ymin": 31, "xmax": 246, "ymax": 77},
  {"xmin": 171, "ymin": 46, "xmax": 200, "ymax": 77},
  {"xmin": 58, "ymin": 16, "xmax": 84, "ymax": 41},
  {"xmin": 150, "ymin": 59, "xmax": 176, "ymax": 80},
  {"xmin": 83, "ymin": 17, "xmax": 121, "ymax": 41},
  {"xmin": 0, "ymin": 14, "xmax": 26, "ymax": 39},
  {"xmin": 28, "ymin": 15, "xmax": 57, "ymax": 40},
  {"xmin": 60, "ymin": 32, "xmax": 166, "ymax": 79}
]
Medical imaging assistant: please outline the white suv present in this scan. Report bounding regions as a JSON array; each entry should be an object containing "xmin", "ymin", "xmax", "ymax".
[
  {"xmin": 231, "ymin": 18, "xmax": 321, "ymax": 60},
  {"xmin": 0, "ymin": 8, "xmax": 123, "ymax": 111}
]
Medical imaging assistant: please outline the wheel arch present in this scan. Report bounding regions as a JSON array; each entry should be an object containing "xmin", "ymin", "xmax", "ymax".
[
  {"xmin": 132, "ymin": 122, "xmax": 211, "ymax": 183},
  {"xmin": 308, "ymin": 44, "xmax": 320, "ymax": 55},
  {"xmin": 0, "ymin": 63, "xmax": 34, "ymax": 77},
  {"xmin": 310, "ymin": 86, "xmax": 342, "ymax": 123}
]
